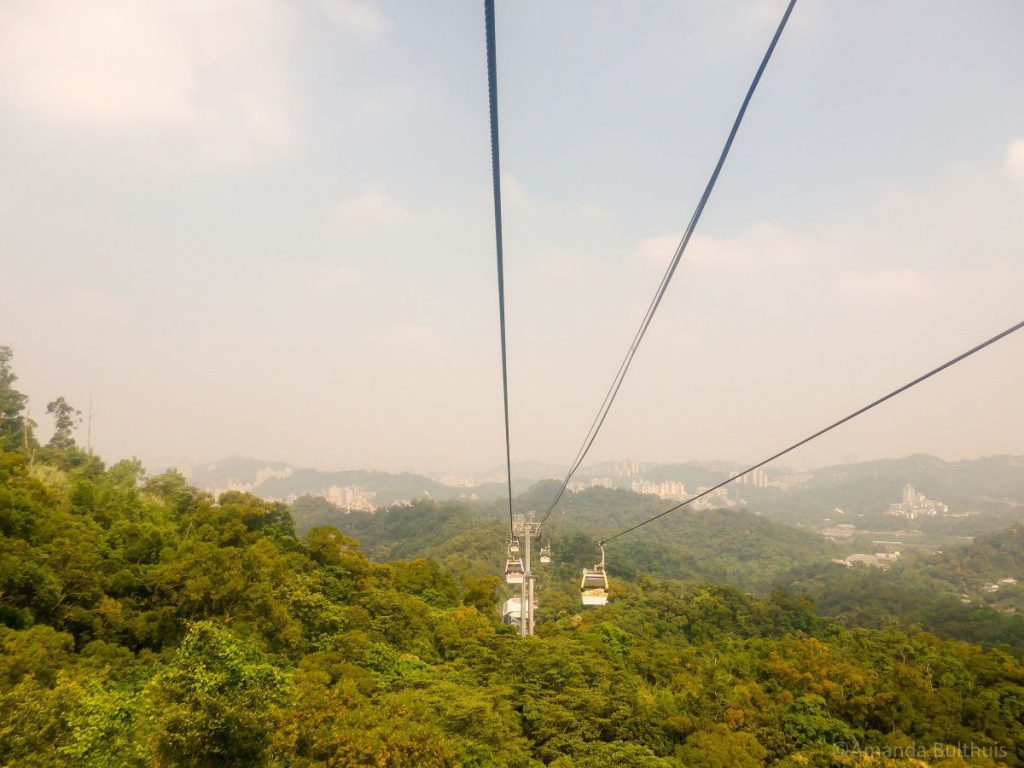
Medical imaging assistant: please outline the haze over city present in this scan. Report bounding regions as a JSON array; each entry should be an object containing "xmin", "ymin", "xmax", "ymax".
[{"xmin": 3, "ymin": 0, "xmax": 1023, "ymax": 474}]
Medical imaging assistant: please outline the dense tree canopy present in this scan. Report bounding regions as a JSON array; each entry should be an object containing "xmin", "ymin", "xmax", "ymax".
[{"xmin": 1, "ymin": 350, "xmax": 1022, "ymax": 766}]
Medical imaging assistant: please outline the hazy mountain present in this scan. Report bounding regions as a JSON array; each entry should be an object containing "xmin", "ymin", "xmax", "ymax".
[
  {"xmin": 178, "ymin": 453, "xmax": 1024, "ymax": 537},
  {"xmin": 176, "ymin": 456, "xmax": 507, "ymax": 506},
  {"xmin": 751, "ymin": 454, "xmax": 1024, "ymax": 535},
  {"xmin": 467, "ymin": 460, "xmax": 568, "ymax": 485}
]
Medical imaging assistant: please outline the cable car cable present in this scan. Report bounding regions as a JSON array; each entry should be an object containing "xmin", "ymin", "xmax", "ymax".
[
  {"xmin": 539, "ymin": 0, "xmax": 799, "ymax": 528},
  {"xmin": 599, "ymin": 319, "xmax": 1024, "ymax": 545},
  {"xmin": 484, "ymin": 0, "xmax": 515, "ymax": 534}
]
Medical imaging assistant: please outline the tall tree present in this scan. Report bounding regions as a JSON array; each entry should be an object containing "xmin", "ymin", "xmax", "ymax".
[
  {"xmin": 0, "ymin": 346, "xmax": 30, "ymax": 452},
  {"xmin": 45, "ymin": 397, "xmax": 81, "ymax": 450}
]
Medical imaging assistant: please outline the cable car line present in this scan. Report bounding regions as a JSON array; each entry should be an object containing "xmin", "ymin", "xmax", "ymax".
[
  {"xmin": 485, "ymin": 0, "xmax": 515, "ymax": 534},
  {"xmin": 539, "ymin": 0, "xmax": 799, "ymax": 528},
  {"xmin": 599, "ymin": 319, "xmax": 1024, "ymax": 545}
]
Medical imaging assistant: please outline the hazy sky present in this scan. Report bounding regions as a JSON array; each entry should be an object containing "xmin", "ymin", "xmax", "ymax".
[{"xmin": 2, "ymin": 0, "xmax": 1022, "ymax": 475}]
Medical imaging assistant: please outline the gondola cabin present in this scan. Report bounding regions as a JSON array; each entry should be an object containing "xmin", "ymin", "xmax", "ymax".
[
  {"xmin": 539, "ymin": 543, "xmax": 552, "ymax": 564},
  {"xmin": 580, "ymin": 564, "xmax": 608, "ymax": 606},
  {"xmin": 504, "ymin": 558, "xmax": 524, "ymax": 584}
]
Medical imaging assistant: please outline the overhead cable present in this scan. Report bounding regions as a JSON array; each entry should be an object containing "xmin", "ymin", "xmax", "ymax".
[
  {"xmin": 484, "ymin": 0, "xmax": 515, "ymax": 533},
  {"xmin": 540, "ymin": 0, "xmax": 799, "ymax": 527},
  {"xmin": 600, "ymin": 319, "xmax": 1024, "ymax": 544}
]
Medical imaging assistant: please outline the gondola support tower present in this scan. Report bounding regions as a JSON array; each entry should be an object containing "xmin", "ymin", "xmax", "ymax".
[{"xmin": 512, "ymin": 512, "xmax": 541, "ymax": 636}]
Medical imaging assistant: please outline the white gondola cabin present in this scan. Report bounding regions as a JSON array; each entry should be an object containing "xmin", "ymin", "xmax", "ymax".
[
  {"xmin": 539, "ymin": 542, "xmax": 552, "ymax": 564},
  {"xmin": 580, "ymin": 544, "xmax": 609, "ymax": 606},
  {"xmin": 509, "ymin": 536, "xmax": 521, "ymax": 555},
  {"xmin": 504, "ymin": 558, "xmax": 524, "ymax": 584}
]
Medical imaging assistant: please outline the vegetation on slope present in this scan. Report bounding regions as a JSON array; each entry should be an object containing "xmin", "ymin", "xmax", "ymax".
[
  {"xmin": 2, "ymin": 347, "xmax": 1024, "ymax": 766},
  {"xmin": 324, "ymin": 482, "xmax": 849, "ymax": 590},
  {"xmin": 785, "ymin": 526, "xmax": 1024, "ymax": 649},
  {"xmin": 302, "ymin": 486, "xmax": 1024, "ymax": 649},
  {"xmin": 747, "ymin": 454, "xmax": 1024, "ymax": 535}
]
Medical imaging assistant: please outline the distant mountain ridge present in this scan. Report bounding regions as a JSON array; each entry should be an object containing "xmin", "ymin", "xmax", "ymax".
[
  {"xmin": 175, "ymin": 453, "xmax": 1024, "ymax": 533},
  {"xmin": 176, "ymin": 456, "xmax": 507, "ymax": 506},
  {"xmin": 750, "ymin": 453, "xmax": 1024, "ymax": 534}
]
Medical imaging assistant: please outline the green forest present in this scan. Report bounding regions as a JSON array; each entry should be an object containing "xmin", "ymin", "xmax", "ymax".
[{"xmin": 2, "ymin": 347, "xmax": 1024, "ymax": 767}]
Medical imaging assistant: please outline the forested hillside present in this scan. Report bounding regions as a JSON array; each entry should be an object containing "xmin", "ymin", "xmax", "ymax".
[
  {"xmin": 313, "ymin": 486, "xmax": 846, "ymax": 594},
  {"xmin": 294, "ymin": 483, "xmax": 1024, "ymax": 650},
  {"xmin": 920, "ymin": 525, "xmax": 1024, "ymax": 603},
  {"xmin": 743, "ymin": 455, "xmax": 1024, "ymax": 535},
  {"xmin": 2, "ymin": 348, "xmax": 1024, "ymax": 766},
  {"xmin": 785, "ymin": 525, "xmax": 1024, "ymax": 647}
]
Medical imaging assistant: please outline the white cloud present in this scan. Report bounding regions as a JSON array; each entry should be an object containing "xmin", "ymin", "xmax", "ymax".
[
  {"xmin": 577, "ymin": 203, "xmax": 615, "ymax": 223},
  {"xmin": 300, "ymin": 265, "xmax": 362, "ymax": 297},
  {"xmin": 631, "ymin": 221, "xmax": 815, "ymax": 273},
  {"xmin": 385, "ymin": 324, "xmax": 438, "ymax": 347},
  {"xmin": 744, "ymin": 0, "xmax": 792, "ymax": 25},
  {"xmin": 630, "ymin": 233, "xmax": 680, "ymax": 270},
  {"xmin": 0, "ymin": 0, "xmax": 299, "ymax": 160},
  {"xmin": 1005, "ymin": 138, "xmax": 1024, "ymax": 185},
  {"xmin": 337, "ymin": 189, "xmax": 405, "ymax": 225},
  {"xmin": 535, "ymin": 247, "xmax": 598, "ymax": 281},
  {"xmin": 835, "ymin": 268, "xmax": 939, "ymax": 302},
  {"xmin": 498, "ymin": 177, "xmax": 612, "ymax": 224},
  {"xmin": 319, "ymin": 0, "xmax": 386, "ymax": 39},
  {"xmin": 699, "ymin": 0, "xmax": 816, "ymax": 54},
  {"xmin": 501, "ymin": 176, "xmax": 530, "ymax": 212},
  {"xmin": 336, "ymin": 188, "xmax": 449, "ymax": 227}
]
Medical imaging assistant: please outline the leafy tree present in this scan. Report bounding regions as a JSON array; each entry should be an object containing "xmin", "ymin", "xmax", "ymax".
[
  {"xmin": 144, "ymin": 621, "xmax": 290, "ymax": 767},
  {"xmin": 0, "ymin": 347, "xmax": 31, "ymax": 452},
  {"xmin": 677, "ymin": 725, "xmax": 768, "ymax": 768},
  {"xmin": 45, "ymin": 397, "xmax": 81, "ymax": 451},
  {"xmin": 780, "ymin": 694, "xmax": 859, "ymax": 748}
]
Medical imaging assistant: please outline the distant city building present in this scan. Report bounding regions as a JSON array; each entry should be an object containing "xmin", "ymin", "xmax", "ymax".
[
  {"xmin": 630, "ymin": 480, "xmax": 687, "ymax": 500},
  {"xmin": 691, "ymin": 486, "xmax": 737, "ymax": 511},
  {"xmin": 833, "ymin": 552, "xmax": 900, "ymax": 569},
  {"xmin": 736, "ymin": 468, "xmax": 769, "ymax": 488},
  {"xmin": 887, "ymin": 484, "xmax": 948, "ymax": 519},
  {"xmin": 612, "ymin": 459, "xmax": 641, "ymax": 478},
  {"xmin": 819, "ymin": 523, "xmax": 857, "ymax": 539},
  {"xmin": 590, "ymin": 477, "xmax": 614, "ymax": 489},
  {"xmin": 323, "ymin": 484, "xmax": 376, "ymax": 513}
]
